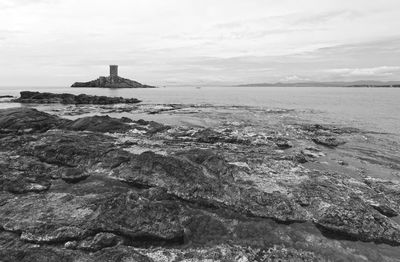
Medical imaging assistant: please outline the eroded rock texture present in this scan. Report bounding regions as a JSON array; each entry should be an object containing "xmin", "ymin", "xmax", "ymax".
[{"xmin": 1, "ymin": 106, "xmax": 400, "ymax": 261}]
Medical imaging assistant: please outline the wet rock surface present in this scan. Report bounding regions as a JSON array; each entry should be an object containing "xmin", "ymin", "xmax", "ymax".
[{"xmin": 1, "ymin": 105, "xmax": 400, "ymax": 261}]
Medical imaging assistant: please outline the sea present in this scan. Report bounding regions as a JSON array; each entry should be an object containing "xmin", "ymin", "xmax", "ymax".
[{"xmin": 1, "ymin": 86, "xmax": 399, "ymax": 135}]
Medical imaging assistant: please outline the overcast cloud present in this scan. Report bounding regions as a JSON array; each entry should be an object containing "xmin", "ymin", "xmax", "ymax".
[{"xmin": 0, "ymin": 0, "xmax": 399, "ymax": 86}]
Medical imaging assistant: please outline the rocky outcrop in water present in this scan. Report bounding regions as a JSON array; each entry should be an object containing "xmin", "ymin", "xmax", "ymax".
[
  {"xmin": 13, "ymin": 91, "xmax": 141, "ymax": 104},
  {"xmin": 71, "ymin": 76, "xmax": 156, "ymax": 88},
  {"xmin": 1, "ymin": 106, "xmax": 400, "ymax": 261}
]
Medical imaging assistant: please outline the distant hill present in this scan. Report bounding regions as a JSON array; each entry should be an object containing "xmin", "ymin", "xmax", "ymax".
[{"xmin": 237, "ymin": 81, "xmax": 400, "ymax": 87}]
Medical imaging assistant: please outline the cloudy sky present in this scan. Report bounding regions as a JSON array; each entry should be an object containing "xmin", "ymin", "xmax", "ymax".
[{"xmin": 1, "ymin": 0, "xmax": 400, "ymax": 86}]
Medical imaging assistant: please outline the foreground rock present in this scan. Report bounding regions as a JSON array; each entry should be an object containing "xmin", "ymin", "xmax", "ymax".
[
  {"xmin": 0, "ymin": 107, "xmax": 68, "ymax": 134},
  {"xmin": 0, "ymin": 107, "xmax": 142, "ymax": 135},
  {"xmin": 1, "ymin": 107, "xmax": 400, "ymax": 261},
  {"xmin": 13, "ymin": 91, "xmax": 141, "ymax": 104}
]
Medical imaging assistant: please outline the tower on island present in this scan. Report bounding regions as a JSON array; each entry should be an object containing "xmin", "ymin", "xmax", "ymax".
[
  {"xmin": 109, "ymin": 65, "xmax": 118, "ymax": 77},
  {"xmin": 71, "ymin": 64, "xmax": 155, "ymax": 88}
]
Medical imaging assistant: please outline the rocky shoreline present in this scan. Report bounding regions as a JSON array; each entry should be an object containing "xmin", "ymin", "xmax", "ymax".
[{"xmin": 1, "ymin": 93, "xmax": 400, "ymax": 261}]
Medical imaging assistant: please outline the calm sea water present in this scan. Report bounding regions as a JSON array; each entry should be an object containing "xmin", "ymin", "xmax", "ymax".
[{"xmin": 1, "ymin": 86, "xmax": 399, "ymax": 134}]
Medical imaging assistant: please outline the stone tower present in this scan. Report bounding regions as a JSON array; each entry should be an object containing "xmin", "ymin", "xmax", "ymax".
[{"xmin": 110, "ymin": 65, "xmax": 118, "ymax": 77}]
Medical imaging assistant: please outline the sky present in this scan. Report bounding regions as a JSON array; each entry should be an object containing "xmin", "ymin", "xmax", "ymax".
[{"xmin": 1, "ymin": 0, "xmax": 400, "ymax": 86}]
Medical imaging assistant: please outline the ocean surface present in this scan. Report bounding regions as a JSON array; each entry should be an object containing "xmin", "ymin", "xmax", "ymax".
[{"xmin": 1, "ymin": 86, "xmax": 399, "ymax": 135}]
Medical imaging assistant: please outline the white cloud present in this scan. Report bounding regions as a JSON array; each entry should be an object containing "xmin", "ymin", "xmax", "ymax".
[
  {"xmin": 326, "ymin": 66, "xmax": 400, "ymax": 77},
  {"xmin": 280, "ymin": 75, "xmax": 310, "ymax": 83}
]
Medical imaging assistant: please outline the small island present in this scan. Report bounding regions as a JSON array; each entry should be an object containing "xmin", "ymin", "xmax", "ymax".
[{"xmin": 71, "ymin": 65, "xmax": 157, "ymax": 88}]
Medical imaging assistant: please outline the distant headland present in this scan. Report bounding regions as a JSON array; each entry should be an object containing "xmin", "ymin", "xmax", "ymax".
[
  {"xmin": 71, "ymin": 65, "xmax": 157, "ymax": 88},
  {"xmin": 237, "ymin": 80, "xmax": 400, "ymax": 88}
]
